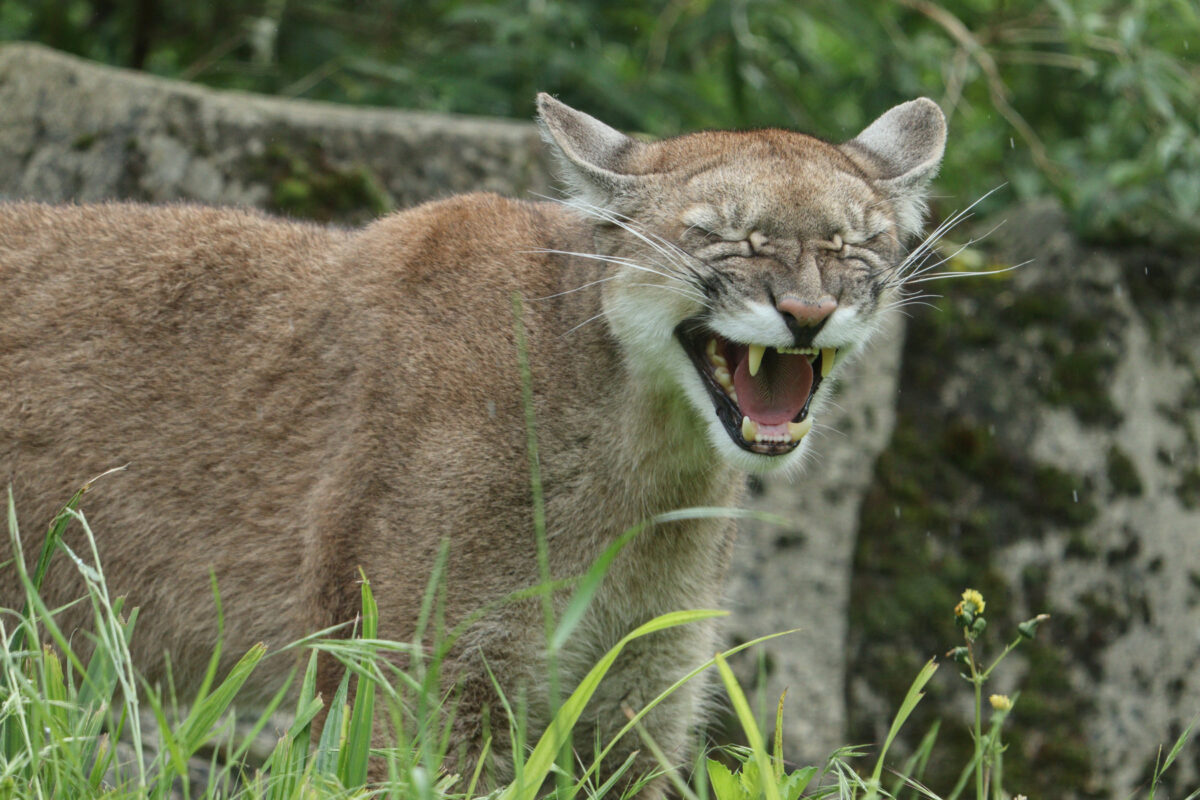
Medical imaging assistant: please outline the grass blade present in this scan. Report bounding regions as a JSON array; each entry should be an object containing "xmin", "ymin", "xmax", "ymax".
[
  {"xmin": 713, "ymin": 651, "xmax": 782, "ymax": 800},
  {"xmin": 338, "ymin": 573, "xmax": 379, "ymax": 787},
  {"xmin": 499, "ymin": 609, "xmax": 724, "ymax": 800},
  {"xmin": 868, "ymin": 659, "xmax": 939, "ymax": 800},
  {"xmin": 550, "ymin": 523, "xmax": 642, "ymax": 652}
]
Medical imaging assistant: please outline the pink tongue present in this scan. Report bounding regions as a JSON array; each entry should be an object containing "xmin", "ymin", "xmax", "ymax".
[{"xmin": 732, "ymin": 351, "xmax": 813, "ymax": 425}]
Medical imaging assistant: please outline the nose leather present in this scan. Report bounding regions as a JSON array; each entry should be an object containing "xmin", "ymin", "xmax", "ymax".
[
  {"xmin": 777, "ymin": 295, "xmax": 837, "ymax": 343},
  {"xmin": 778, "ymin": 295, "xmax": 836, "ymax": 325}
]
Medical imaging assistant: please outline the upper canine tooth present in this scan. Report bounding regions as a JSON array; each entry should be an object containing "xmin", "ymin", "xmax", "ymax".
[
  {"xmin": 820, "ymin": 348, "xmax": 837, "ymax": 377},
  {"xmin": 748, "ymin": 344, "xmax": 766, "ymax": 377},
  {"xmin": 788, "ymin": 417, "xmax": 814, "ymax": 442}
]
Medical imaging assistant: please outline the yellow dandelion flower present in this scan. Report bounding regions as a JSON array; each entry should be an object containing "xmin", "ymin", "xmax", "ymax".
[
  {"xmin": 989, "ymin": 694, "xmax": 1013, "ymax": 712},
  {"xmin": 961, "ymin": 588, "xmax": 985, "ymax": 615}
]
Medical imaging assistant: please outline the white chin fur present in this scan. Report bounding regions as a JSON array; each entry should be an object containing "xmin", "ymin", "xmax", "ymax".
[{"xmin": 704, "ymin": 416, "xmax": 811, "ymax": 474}]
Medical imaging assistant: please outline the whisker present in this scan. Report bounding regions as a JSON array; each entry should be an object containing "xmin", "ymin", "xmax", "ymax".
[
  {"xmin": 532, "ymin": 275, "xmax": 618, "ymax": 301},
  {"xmin": 890, "ymin": 185, "xmax": 1007, "ymax": 283},
  {"xmin": 877, "ymin": 290, "xmax": 942, "ymax": 314},
  {"xmin": 530, "ymin": 250, "xmax": 709, "ymax": 302},
  {"xmin": 548, "ymin": 195, "xmax": 717, "ymax": 293},
  {"xmin": 899, "ymin": 221, "xmax": 1012, "ymax": 283},
  {"xmin": 542, "ymin": 195, "xmax": 701, "ymax": 279},
  {"xmin": 883, "ymin": 300, "xmax": 940, "ymax": 312},
  {"xmin": 528, "ymin": 248, "xmax": 685, "ymax": 285},
  {"xmin": 905, "ymin": 258, "xmax": 1029, "ymax": 286},
  {"xmin": 629, "ymin": 282, "xmax": 712, "ymax": 307},
  {"xmin": 559, "ymin": 309, "xmax": 610, "ymax": 338}
]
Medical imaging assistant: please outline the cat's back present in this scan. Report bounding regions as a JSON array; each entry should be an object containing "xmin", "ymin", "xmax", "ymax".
[
  {"xmin": 0, "ymin": 201, "xmax": 347, "ymax": 300},
  {"xmin": 0, "ymin": 202, "xmax": 360, "ymax": 565}
]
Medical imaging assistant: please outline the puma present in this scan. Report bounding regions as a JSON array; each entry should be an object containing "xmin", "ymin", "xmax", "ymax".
[{"xmin": 0, "ymin": 93, "xmax": 946, "ymax": 792}]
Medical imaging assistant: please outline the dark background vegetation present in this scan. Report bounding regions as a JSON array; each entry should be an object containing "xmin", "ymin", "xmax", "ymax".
[{"xmin": 2, "ymin": 0, "xmax": 1198, "ymax": 246}]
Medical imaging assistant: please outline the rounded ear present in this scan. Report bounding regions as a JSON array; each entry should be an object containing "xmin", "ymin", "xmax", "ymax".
[
  {"xmin": 536, "ymin": 93, "xmax": 641, "ymax": 208},
  {"xmin": 839, "ymin": 98, "xmax": 947, "ymax": 234},
  {"xmin": 840, "ymin": 97, "xmax": 946, "ymax": 186}
]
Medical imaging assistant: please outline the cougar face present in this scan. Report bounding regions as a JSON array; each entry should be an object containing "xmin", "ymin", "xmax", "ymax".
[{"xmin": 537, "ymin": 94, "xmax": 945, "ymax": 473}]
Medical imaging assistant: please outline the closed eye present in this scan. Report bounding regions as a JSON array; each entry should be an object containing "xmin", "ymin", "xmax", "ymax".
[
  {"xmin": 683, "ymin": 226, "xmax": 753, "ymax": 258},
  {"xmin": 840, "ymin": 245, "xmax": 888, "ymax": 273},
  {"xmin": 704, "ymin": 239, "xmax": 753, "ymax": 259}
]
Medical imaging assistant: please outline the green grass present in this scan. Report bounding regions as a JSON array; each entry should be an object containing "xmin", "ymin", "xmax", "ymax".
[{"xmin": 3, "ymin": 488, "xmax": 1196, "ymax": 799}]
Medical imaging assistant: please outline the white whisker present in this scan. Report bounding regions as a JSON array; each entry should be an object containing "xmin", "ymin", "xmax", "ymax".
[
  {"xmin": 629, "ymin": 282, "xmax": 713, "ymax": 307},
  {"xmin": 890, "ymin": 185, "xmax": 1007, "ymax": 285},
  {"xmin": 532, "ymin": 275, "xmax": 618, "ymax": 301},
  {"xmin": 899, "ymin": 222, "xmax": 1013, "ymax": 285},
  {"xmin": 559, "ymin": 309, "xmax": 610, "ymax": 338},
  {"xmin": 905, "ymin": 258, "xmax": 1029, "ymax": 286},
  {"xmin": 529, "ymin": 248, "xmax": 690, "ymax": 286},
  {"xmin": 541, "ymin": 194, "xmax": 701, "ymax": 279}
]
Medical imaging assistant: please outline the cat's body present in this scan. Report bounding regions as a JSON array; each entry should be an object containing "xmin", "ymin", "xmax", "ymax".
[{"xmin": 0, "ymin": 95, "xmax": 945, "ymax": 792}]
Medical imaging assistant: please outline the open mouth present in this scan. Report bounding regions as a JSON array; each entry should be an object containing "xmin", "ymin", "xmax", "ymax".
[{"xmin": 676, "ymin": 320, "xmax": 837, "ymax": 455}]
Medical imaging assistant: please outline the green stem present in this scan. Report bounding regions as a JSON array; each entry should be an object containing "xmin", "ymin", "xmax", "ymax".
[
  {"xmin": 512, "ymin": 293, "xmax": 568, "ymax": 790},
  {"xmin": 968, "ymin": 639, "xmax": 985, "ymax": 800},
  {"xmin": 981, "ymin": 636, "xmax": 1024, "ymax": 681},
  {"xmin": 992, "ymin": 732, "xmax": 1004, "ymax": 800}
]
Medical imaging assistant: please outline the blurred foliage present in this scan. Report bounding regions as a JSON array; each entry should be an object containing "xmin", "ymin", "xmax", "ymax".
[{"xmin": 2, "ymin": 0, "xmax": 1198, "ymax": 245}]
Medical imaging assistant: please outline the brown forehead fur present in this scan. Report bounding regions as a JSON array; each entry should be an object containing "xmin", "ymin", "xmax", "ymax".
[{"xmin": 630, "ymin": 128, "xmax": 868, "ymax": 178}]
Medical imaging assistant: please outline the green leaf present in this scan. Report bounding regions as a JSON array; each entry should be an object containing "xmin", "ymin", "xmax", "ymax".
[
  {"xmin": 707, "ymin": 758, "xmax": 745, "ymax": 800},
  {"xmin": 780, "ymin": 766, "xmax": 817, "ymax": 800},
  {"xmin": 739, "ymin": 758, "xmax": 762, "ymax": 799},
  {"xmin": 550, "ymin": 522, "xmax": 642, "ymax": 653},
  {"xmin": 176, "ymin": 643, "xmax": 268, "ymax": 755},
  {"xmin": 1161, "ymin": 716, "xmax": 1196, "ymax": 774},
  {"xmin": 714, "ymin": 652, "xmax": 781, "ymax": 800},
  {"xmin": 314, "ymin": 671, "xmax": 351, "ymax": 776},
  {"xmin": 890, "ymin": 720, "xmax": 940, "ymax": 799},
  {"xmin": 773, "ymin": 689, "xmax": 788, "ymax": 781},
  {"xmin": 572, "ymin": 628, "xmax": 800, "ymax": 796},
  {"xmin": 498, "ymin": 609, "xmax": 723, "ymax": 800},
  {"xmin": 866, "ymin": 658, "xmax": 938, "ymax": 800},
  {"xmin": 338, "ymin": 573, "xmax": 379, "ymax": 787}
]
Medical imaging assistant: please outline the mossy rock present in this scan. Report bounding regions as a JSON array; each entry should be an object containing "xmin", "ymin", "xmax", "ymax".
[
  {"xmin": 847, "ymin": 238, "xmax": 1115, "ymax": 796},
  {"xmin": 251, "ymin": 140, "xmax": 393, "ymax": 225}
]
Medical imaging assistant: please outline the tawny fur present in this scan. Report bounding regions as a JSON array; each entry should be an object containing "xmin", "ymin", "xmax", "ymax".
[{"xmin": 0, "ymin": 94, "xmax": 945, "ymax": 794}]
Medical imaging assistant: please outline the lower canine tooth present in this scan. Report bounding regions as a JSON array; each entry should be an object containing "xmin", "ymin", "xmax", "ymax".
[
  {"xmin": 741, "ymin": 416, "xmax": 758, "ymax": 442},
  {"xmin": 788, "ymin": 417, "xmax": 814, "ymax": 442},
  {"xmin": 820, "ymin": 348, "xmax": 837, "ymax": 377}
]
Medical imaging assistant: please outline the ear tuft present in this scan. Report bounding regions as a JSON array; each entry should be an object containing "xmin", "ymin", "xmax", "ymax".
[
  {"xmin": 840, "ymin": 98, "xmax": 947, "ymax": 235},
  {"xmin": 536, "ymin": 93, "xmax": 639, "ymax": 208}
]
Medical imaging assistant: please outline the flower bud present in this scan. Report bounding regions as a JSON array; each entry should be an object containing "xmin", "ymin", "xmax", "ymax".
[
  {"xmin": 1018, "ymin": 613, "xmax": 1050, "ymax": 640},
  {"xmin": 989, "ymin": 694, "xmax": 1013, "ymax": 712}
]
